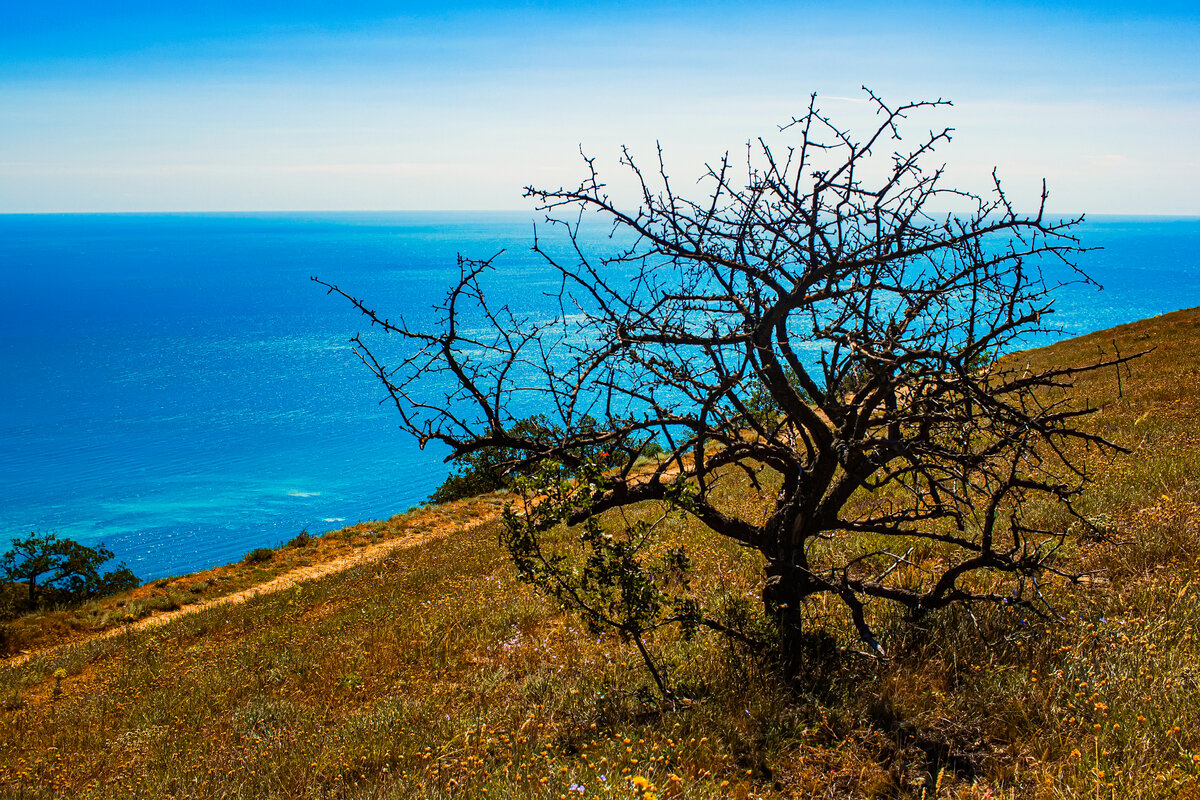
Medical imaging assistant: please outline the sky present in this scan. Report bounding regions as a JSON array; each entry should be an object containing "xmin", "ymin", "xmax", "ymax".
[{"xmin": 1, "ymin": 1, "xmax": 1197, "ymax": 214}]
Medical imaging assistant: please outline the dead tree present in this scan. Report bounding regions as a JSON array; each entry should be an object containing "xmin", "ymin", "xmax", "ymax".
[{"xmin": 317, "ymin": 90, "xmax": 1136, "ymax": 663}]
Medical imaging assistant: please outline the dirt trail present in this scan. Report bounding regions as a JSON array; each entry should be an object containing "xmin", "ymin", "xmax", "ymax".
[
  {"xmin": 4, "ymin": 508, "xmax": 502, "ymax": 670},
  {"xmin": 5, "ymin": 458, "xmax": 676, "ymax": 672}
]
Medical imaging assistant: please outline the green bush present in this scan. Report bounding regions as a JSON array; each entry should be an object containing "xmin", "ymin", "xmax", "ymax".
[
  {"xmin": 243, "ymin": 547, "xmax": 275, "ymax": 564},
  {"xmin": 430, "ymin": 415, "xmax": 663, "ymax": 504},
  {"xmin": 429, "ymin": 416, "xmax": 560, "ymax": 504}
]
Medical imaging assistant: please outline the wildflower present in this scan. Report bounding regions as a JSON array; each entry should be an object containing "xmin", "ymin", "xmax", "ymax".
[{"xmin": 631, "ymin": 775, "xmax": 650, "ymax": 789}]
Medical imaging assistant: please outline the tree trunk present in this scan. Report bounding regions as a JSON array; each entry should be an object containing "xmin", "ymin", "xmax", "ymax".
[{"xmin": 763, "ymin": 561, "xmax": 809, "ymax": 671}]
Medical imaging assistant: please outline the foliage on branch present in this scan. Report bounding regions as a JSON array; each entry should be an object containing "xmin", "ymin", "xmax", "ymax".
[
  {"xmin": 500, "ymin": 458, "xmax": 706, "ymax": 695},
  {"xmin": 1, "ymin": 533, "xmax": 139, "ymax": 611}
]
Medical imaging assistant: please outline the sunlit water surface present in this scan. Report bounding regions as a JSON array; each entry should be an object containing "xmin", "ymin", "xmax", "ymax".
[{"xmin": 1, "ymin": 213, "xmax": 1196, "ymax": 578}]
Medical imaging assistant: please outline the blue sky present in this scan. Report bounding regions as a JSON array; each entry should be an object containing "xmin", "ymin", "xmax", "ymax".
[{"xmin": 1, "ymin": 1, "xmax": 1197, "ymax": 213}]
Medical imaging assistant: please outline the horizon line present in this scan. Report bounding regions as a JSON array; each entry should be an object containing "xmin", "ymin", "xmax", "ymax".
[{"xmin": 3, "ymin": 209, "xmax": 1199, "ymax": 220}]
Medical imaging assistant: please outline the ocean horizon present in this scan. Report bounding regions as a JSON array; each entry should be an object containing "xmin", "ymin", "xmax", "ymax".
[{"xmin": 2, "ymin": 212, "xmax": 1198, "ymax": 580}]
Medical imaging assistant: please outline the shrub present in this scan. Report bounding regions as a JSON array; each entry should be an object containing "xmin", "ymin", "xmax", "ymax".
[
  {"xmin": 287, "ymin": 530, "xmax": 314, "ymax": 548},
  {"xmin": 430, "ymin": 415, "xmax": 663, "ymax": 504},
  {"xmin": 244, "ymin": 547, "xmax": 275, "ymax": 564}
]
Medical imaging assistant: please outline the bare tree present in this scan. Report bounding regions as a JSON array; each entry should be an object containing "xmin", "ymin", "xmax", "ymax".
[{"xmin": 317, "ymin": 90, "xmax": 1136, "ymax": 665}]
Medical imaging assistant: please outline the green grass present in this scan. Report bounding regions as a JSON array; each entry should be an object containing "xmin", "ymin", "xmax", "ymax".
[{"xmin": 3, "ymin": 307, "xmax": 1200, "ymax": 799}]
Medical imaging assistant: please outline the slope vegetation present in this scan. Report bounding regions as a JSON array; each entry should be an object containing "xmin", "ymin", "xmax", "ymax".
[{"xmin": 3, "ymin": 307, "xmax": 1200, "ymax": 799}]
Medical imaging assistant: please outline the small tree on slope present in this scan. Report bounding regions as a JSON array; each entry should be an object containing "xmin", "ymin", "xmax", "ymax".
[
  {"xmin": 318, "ymin": 90, "xmax": 1136, "ymax": 669},
  {"xmin": 1, "ymin": 533, "xmax": 138, "ymax": 609}
]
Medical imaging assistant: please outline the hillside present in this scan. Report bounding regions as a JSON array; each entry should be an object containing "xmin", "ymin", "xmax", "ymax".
[{"xmin": 3, "ymin": 307, "xmax": 1200, "ymax": 799}]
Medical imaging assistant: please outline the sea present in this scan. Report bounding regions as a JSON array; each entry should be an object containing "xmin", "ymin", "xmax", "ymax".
[{"xmin": 1, "ymin": 212, "xmax": 1198, "ymax": 580}]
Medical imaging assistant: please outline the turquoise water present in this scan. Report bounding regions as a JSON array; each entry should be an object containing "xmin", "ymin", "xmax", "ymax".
[{"xmin": 1, "ymin": 213, "xmax": 1198, "ymax": 579}]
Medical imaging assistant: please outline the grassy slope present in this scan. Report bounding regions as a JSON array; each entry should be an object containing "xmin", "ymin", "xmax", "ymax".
[
  {"xmin": 2, "ymin": 307, "xmax": 1200, "ymax": 799},
  {"xmin": 0, "ymin": 495, "xmax": 510, "ymax": 657}
]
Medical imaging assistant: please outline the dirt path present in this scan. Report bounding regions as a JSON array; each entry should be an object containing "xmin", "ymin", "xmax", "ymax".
[
  {"xmin": 4, "ymin": 507, "xmax": 502, "ymax": 670},
  {"xmin": 5, "ymin": 458, "xmax": 675, "ymax": 672}
]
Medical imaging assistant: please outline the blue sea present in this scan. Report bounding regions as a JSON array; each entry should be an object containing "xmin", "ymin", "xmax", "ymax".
[{"xmin": 1, "ymin": 213, "xmax": 1198, "ymax": 580}]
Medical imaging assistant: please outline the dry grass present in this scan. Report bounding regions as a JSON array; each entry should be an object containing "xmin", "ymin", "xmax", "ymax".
[
  {"xmin": 2, "ymin": 307, "xmax": 1200, "ymax": 799},
  {"xmin": 0, "ymin": 495, "xmax": 511, "ymax": 658}
]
